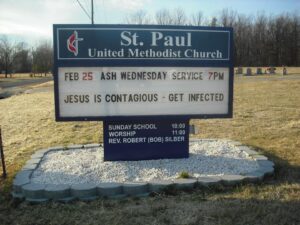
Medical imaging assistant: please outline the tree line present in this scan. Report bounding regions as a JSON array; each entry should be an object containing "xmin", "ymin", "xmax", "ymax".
[
  {"xmin": 0, "ymin": 8, "xmax": 299, "ymax": 77},
  {"xmin": 126, "ymin": 9, "xmax": 300, "ymax": 66},
  {"xmin": 0, "ymin": 37, "xmax": 52, "ymax": 78}
]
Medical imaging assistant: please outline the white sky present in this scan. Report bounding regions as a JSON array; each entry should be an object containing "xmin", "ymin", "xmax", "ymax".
[
  {"xmin": 0, "ymin": 0, "xmax": 299, "ymax": 44},
  {"xmin": 0, "ymin": 0, "xmax": 150, "ymax": 43}
]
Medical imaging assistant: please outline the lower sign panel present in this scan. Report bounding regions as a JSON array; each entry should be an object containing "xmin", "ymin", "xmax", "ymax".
[
  {"xmin": 57, "ymin": 67, "xmax": 230, "ymax": 118},
  {"xmin": 103, "ymin": 119, "xmax": 189, "ymax": 161}
]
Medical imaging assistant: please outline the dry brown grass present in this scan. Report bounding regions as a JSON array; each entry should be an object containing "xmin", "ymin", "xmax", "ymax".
[
  {"xmin": 0, "ymin": 71, "xmax": 299, "ymax": 225},
  {"xmin": 0, "ymin": 73, "xmax": 30, "ymax": 79},
  {"xmin": 0, "ymin": 93, "xmax": 101, "ymax": 178},
  {"xmin": 0, "ymin": 73, "xmax": 52, "ymax": 79},
  {"xmin": 30, "ymin": 80, "xmax": 54, "ymax": 88}
]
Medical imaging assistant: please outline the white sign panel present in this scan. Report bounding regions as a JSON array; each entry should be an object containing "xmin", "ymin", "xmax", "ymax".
[{"xmin": 58, "ymin": 67, "xmax": 229, "ymax": 117}]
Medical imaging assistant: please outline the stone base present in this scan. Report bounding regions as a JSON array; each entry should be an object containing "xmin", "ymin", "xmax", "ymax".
[{"xmin": 12, "ymin": 141, "xmax": 275, "ymax": 203}]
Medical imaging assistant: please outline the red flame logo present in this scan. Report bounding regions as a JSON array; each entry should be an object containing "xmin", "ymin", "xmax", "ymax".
[{"xmin": 67, "ymin": 31, "xmax": 83, "ymax": 56}]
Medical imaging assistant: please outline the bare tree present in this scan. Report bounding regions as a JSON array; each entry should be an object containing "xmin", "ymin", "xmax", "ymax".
[
  {"xmin": 252, "ymin": 13, "xmax": 268, "ymax": 66},
  {"xmin": 191, "ymin": 11, "xmax": 204, "ymax": 26},
  {"xmin": 292, "ymin": 14, "xmax": 300, "ymax": 66},
  {"xmin": 126, "ymin": 10, "xmax": 152, "ymax": 24},
  {"xmin": 172, "ymin": 8, "xmax": 187, "ymax": 25},
  {"xmin": 219, "ymin": 9, "xmax": 237, "ymax": 27},
  {"xmin": 32, "ymin": 41, "xmax": 53, "ymax": 76},
  {"xmin": 233, "ymin": 14, "xmax": 252, "ymax": 66},
  {"xmin": 155, "ymin": 9, "xmax": 173, "ymax": 25},
  {"xmin": 210, "ymin": 17, "xmax": 218, "ymax": 27},
  {"xmin": 0, "ymin": 36, "xmax": 17, "ymax": 78},
  {"xmin": 155, "ymin": 8, "xmax": 187, "ymax": 26},
  {"xmin": 14, "ymin": 42, "xmax": 32, "ymax": 73}
]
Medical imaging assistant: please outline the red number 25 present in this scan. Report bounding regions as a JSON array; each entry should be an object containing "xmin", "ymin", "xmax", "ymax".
[{"xmin": 83, "ymin": 72, "xmax": 93, "ymax": 80}]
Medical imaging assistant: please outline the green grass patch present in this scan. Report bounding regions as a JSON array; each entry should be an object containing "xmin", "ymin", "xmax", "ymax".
[{"xmin": 178, "ymin": 171, "xmax": 190, "ymax": 179}]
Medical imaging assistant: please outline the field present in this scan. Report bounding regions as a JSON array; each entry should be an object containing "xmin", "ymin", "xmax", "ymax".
[
  {"xmin": 0, "ymin": 73, "xmax": 52, "ymax": 78},
  {"xmin": 0, "ymin": 73, "xmax": 53, "ymax": 99},
  {"xmin": 0, "ymin": 71, "xmax": 299, "ymax": 225}
]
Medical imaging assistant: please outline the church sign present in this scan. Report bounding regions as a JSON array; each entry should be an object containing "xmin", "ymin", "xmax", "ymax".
[{"xmin": 53, "ymin": 24, "xmax": 233, "ymax": 160}]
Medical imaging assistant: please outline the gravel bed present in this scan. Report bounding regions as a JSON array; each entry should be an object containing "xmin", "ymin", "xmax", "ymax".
[{"xmin": 31, "ymin": 140, "xmax": 260, "ymax": 185}]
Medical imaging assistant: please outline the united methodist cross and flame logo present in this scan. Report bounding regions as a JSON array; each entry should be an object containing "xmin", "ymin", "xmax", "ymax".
[{"xmin": 67, "ymin": 31, "xmax": 83, "ymax": 56}]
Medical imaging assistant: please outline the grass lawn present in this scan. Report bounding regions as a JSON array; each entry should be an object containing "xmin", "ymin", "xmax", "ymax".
[{"xmin": 0, "ymin": 72, "xmax": 299, "ymax": 225}]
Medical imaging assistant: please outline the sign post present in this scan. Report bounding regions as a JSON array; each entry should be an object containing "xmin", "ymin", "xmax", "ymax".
[
  {"xmin": 53, "ymin": 24, "xmax": 233, "ymax": 161},
  {"xmin": 0, "ymin": 127, "xmax": 7, "ymax": 178}
]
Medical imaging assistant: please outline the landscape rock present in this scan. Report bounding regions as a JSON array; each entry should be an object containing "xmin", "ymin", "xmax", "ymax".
[
  {"xmin": 22, "ymin": 164, "xmax": 38, "ymax": 171},
  {"xmin": 67, "ymin": 144, "xmax": 84, "ymax": 149},
  {"xmin": 197, "ymin": 176, "xmax": 222, "ymax": 187},
  {"xmin": 45, "ymin": 184, "xmax": 71, "ymax": 200},
  {"xmin": 22, "ymin": 183, "xmax": 46, "ymax": 199},
  {"xmin": 220, "ymin": 175, "xmax": 245, "ymax": 186},
  {"xmin": 97, "ymin": 182, "xmax": 122, "ymax": 196},
  {"xmin": 123, "ymin": 182, "xmax": 148, "ymax": 196},
  {"xmin": 84, "ymin": 143, "xmax": 101, "ymax": 148},
  {"xmin": 174, "ymin": 179, "xmax": 197, "ymax": 190},
  {"xmin": 13, "ymin": 176, "xmax": 30, "ymax": 193},
  {"xmin": 71, "ymin": 183, "xmax": 97, "ymax": 200},
  {"xmin": 149, "ymin": 180, "xmax": 173, "ymax": 192}
]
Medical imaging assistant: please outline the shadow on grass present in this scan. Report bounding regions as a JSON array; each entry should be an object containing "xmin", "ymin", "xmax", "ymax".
[
  {"xmin": 0, "ymin": 191, "xmax": 299, "ymax": 225},
  {"xmin": 250, "ymin": 145, "xmax": 300, "ymax": 184}
]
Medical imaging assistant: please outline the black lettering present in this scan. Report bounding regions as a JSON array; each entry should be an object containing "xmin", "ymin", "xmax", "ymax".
[{"xmin": 64, "ymin": 95, "xmax": 89, "ymax": 103}]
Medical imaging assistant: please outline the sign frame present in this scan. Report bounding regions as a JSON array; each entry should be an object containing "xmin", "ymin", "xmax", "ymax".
[{"xmin": 53, "ymin": 24, "xmax": 234, "ymax": 121}]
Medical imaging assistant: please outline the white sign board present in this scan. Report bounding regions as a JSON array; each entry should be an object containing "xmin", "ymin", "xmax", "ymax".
[{"xmin": 58, "ymin": 67, "xmax": 229, "ymax": 117}]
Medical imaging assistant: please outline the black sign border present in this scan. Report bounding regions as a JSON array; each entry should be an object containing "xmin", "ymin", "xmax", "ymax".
[{"xmin": 53, "ymin": 24, "xmax": 234, "ymax": 121}]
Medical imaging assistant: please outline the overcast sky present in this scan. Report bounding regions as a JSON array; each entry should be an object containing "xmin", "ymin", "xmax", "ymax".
[{"xmin": 0, "ymin": 0, "xmax": 299, "ymax": 44}]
